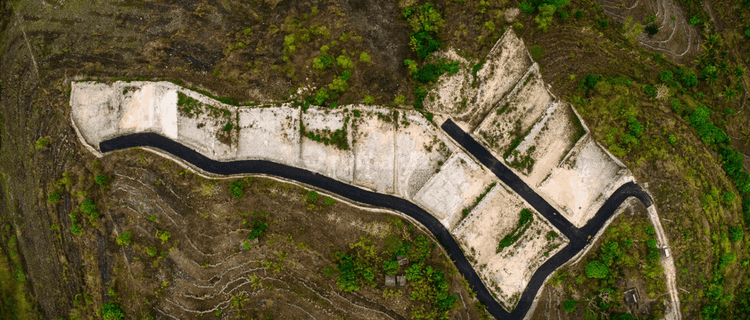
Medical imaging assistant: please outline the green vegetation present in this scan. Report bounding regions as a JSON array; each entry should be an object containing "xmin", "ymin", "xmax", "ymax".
[
  {"xmin": 34, "ymin": 137, "xmax": 50, "ymax": 149},
  {"xmin": 403, "ymin": 3, "xmax": 444, "ymax": 59},
  {"xmin": 102, "ymin": 302, "xmax": 125, "ymax": 320},
  {"xmin": 585, "ymin": 260, "xmax": 609, "ymax": 279},
  {"xmin": 461, "ymin": 183, "xmax": 496, "ymax": 218},
  {"xmin": 519, "ymin": 0, "xmax": 570, "ymax": 31},
  {"xmin": 155, "ymin": 230, "xmax": 171, "ymax": 244},
  {"xmin": 229, "ymin": 181, "xmax": 243, "ymax": 199},
  {"xmin": 248, "ymin": 220, "xmax": 268, "ymax": 240},
  {"xmin": 116, "ymin": 232, "xmax": 132, "ymax": 246},
  {"xmin": 94, "ymin": 174, "xmax": 110, "ymax": 188},
  {"xmin": 146, "ymin": 246, "xmax": 158, "ymax": 257},
  {"xmin": 359, "ymin": 52, "xmax": 371, "ymax": 63},
  {"xmin": 562, "ymin": 298, "xmax": 578, "ymax": 313},
  {"xmin": 334, "ymin": 230, "xmax": 458, "ymax": 319},
  {"xmin": 497, "ymin": 209, "xmax": 533, "ymax": 252}
]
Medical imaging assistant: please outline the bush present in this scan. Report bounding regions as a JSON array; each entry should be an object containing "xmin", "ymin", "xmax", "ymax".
[
  {"xmin": 359, "ymin": 52, "xmax": 371, "ymax": 63},
  {"xmin": 729, "ymin": 226, "xmax": 744, "ymax": 242},
  {"xmin": 689, "ymin": 16, "xmax": 700, "ymax": 26},
  {"xmin": 229, "ymin": 181, "xmax": 243, "ymax": 199},
  {"xmin": 80, "ymin": 199, "xmax": 100, "ymax": 219},
  {"xmin": 677, "ymin": 68, "xmax": 697, "ymax": 87},
  {"xmin": 413, "ymin": 86, "xmax": 427, "ymax": 109},
  {"xmin": 248, "ymin": 221, "xmax": 268, "ymax": 240},
  {"xmin": 336, "ymin": 55, "xmax": 354, "ymax": 69},
  {"xmin": 394, "ymin": 95, "xmax": 406, "ymax": 105},
  {"xmin": 574, "ymin": 10, "xmax": 583, "ymax": 18},
  {"xmin": 363, "ymin": 95, "xmax": 374, "ymax": 104},
  {"xmin": 535, "ymin": 4, "xmax": 556, "ymax": 32},
  {"xmin": 314, "ymin": 88, "xmax": 329, "ymax": 106},
  {"xmin": 668, "ymin": 134, "xmax": 677, "ymax": 144},
  {"xmin": 529, "ymin": 45, "xmax": 544, "ymax": 60},
  {"xmin": 102, "ymin": 302, "xmax": 125, "ymax": 320},
  {"xmin": 116, "ymin": 232, "xmax": 132, "ymax": 246},
  {"xmin": 723, "ymin": 192, "xmax": 737, "ymax": 205},
  {"xmin": 156, "ymin": 230, "xmax": 171, "ymax": 244},
  {"xmin": 585, "ymin": 260, "xmax": 609, "ymax": 278},
  {"xmin": 582, "ymin": 74, "xmax": 601, "ymax": 89},
  {"xmin": 47, "ymin": 191, "xmax": 61, "ymax": 204},
  {"xmin": 95, "ymin": 174, "xmax": 110, "ymax": 188},
  {"xmin": 660, "ymin": 70, "xmax": 673, "ymax": 82},
  {"xmin": 146, "ymin": 246, "xmax": 158, "ymax": 257},
  {"xmin": 645, "ymin": 24, "xmax": 658, "ymax": 35},
  {"xmin": 307, "ymin": 190, "xmax": 319, "ymax": 203},
  {"xmin": 599, "ymin": 19, "xmax": 609, "ymax": 29},
  {"xmin": 35, "ymin": 137, "xmax": 50, "ymax": 149},
  {"xmin": 562, "ymin": 298, "xmax": 578, "ymax": 313}
]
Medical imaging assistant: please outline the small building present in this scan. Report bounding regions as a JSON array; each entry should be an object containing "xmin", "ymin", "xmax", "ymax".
[
  {"xmin": 385, "ymin": 275, "xmax": 396, "ymax": 287},
  {"xmin": 397, "ymin": 275, "xmax": 407, "ymax": 287},
  {"xmin": 397, "ymin": 256, "xmax": 409, "ymax": 266},
  {"xmin": 624, "ymin": 287, "xmax": 640, "ymax": 305},
  {"xmin": 661, "ymin": 247, "xmax": 670, "ymax": 258}
]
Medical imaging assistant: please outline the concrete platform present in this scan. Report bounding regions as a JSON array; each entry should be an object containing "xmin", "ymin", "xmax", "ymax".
[
  {"xmin": 237, "ymin": 105, "xmax": 299, "ymax": 166},
  {"xmin": 300, "ymin": 108, "xmax": 354, "ymax": 183},
  {"xmin": 352, "ymin": 107, "xmax": 396, "ymax": 194}
]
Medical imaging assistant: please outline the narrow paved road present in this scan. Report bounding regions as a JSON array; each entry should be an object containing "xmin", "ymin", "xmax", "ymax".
[{"xmin": 99, "ymin": 120, "xmax": 654, "ymax": 320}]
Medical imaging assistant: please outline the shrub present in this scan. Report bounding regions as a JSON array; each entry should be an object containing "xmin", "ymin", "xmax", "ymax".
[
  {"xmin": 646, "ymin": 238, "xmax": 658, "ymax": 248},
  {"xmin": 324, "ymin": 197, "xmax": 336, "ymax": 206},
  {"xmin": 359, "ymin": 52, "xmax": 371, "ymax": 63},
  {"xmin": 313, "ymin": 54, "xmax": 335, "ymax": 69},
  {"xmin": 146, "ymin": 246, "xmax": 158, "ymax": 257},
  {"xmin": 394, "ymin": 95, "xmax": 406, "ymax": 105},
  {"xmin": 562, "ymin": 298, "xmax": 578, "ymax": 313},
  {"xmin": 678, "ymin": 68, "xmax": 697, "ymax": 87},
  {"xmin": 307, "ymin": 190, "xmax": 319, "ymax": 203},
  {"xmin": 535, "ymin": 4, "xmax": 556, "ymax": 32},
  {"xmin": 627, "ymin": 116, "xmax": 644, "ymax": 137},
  {"xmin": 585, "ymin": 260, "xmax": 609, "ymax": 278},
  {"xmin": 529, "ymin": 45, "xmax": 544, "ymax": 60},
  {"xmin": 314, "ymin": 88, "xmax": 329, "ymax": 106},
  {"xmin": 229, "ymin": 181, "xmax": 243, "ymax": 199},
  {"xmin": 102, "ymin": 302, "xmax": 125, "ymax": 320},
  {"xmin": 363, "ymin": 95, "xmax": 375, "ymax": 104},
  {"xmin": 660, "ymin": 70, "xmax": 673, "ymax": 82},
  {"xmin": 599, "ymin": 19, "xmax": 609, "ymax": 29},
  {"xmin": 746, "ymin": 29, "xmax": 750, "ymax": 38},
  {"xmin": 574, "ymin": 10, "xmax": 583, "ymax": 18},
  {"xmin": 70, "ymin": 224, "xmax": 83, "ymax": 236},
  {"xmin": 35, "ymin": 137, "xmax": 50, "ymax": 149},
  {"xmin": 582, "ymin": 74, "xmax": 601, "ymax": 89},
  {"xmin": 729, "ymin": 226, "xmax": 744, "ymax": 242},
  {"xmin": 116, "ymin": 232, "xmax": 132, "ymax": 246},
  {"xmin": 689, "ymin": 16, "xmax": 700, "ymax": 26},
  {"xmin": 336, "ymin": 55, "xmax": 354, "ymax": 69},
  {"xmin": 668, "ymin": 135, "xmax": 677, "ymax": 144},
  {"xmin": 645, "ymin": 24, "xmax": 658, "ymax": 35},
  {"xmin": 723, "ymin": 192, "xmax": 737, "ymax": 205},
  {"xmin": 413, "ymin": 86, "xmax": 427, "ymax": 109},
  {"xmin": 248, "ymin": 220, "xmax": 268, "ymax": 240},
  {"xmin": 156, "ymin": 230, "xmax": 171, "ymax": 244},
  {"xmin": 80, "ymin": 199, "xmax": 99, "ymax": 219},
  {"xmin": 95, "ymin": 174, "xmax": 110, "ymax": 188},
  {"xmin": 47, "ymin": 191, "xmax": 61, "ymax": 204}
]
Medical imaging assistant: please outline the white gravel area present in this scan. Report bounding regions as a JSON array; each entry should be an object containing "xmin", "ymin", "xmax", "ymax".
[
  {"xmin": 237, "ymin": 105, "xmax": 300, "ymax": 166},
  {"xmin": 352, "ymin": 106, "xmax": 396, "ymax": 194},
  {"xmin": 300, "ymin": 108, "xmax": 354, "ymax": 183},
  {"xmin": 413, "ymin": 152, "xmax": 498, "ymax": 230},
  {"xmin": 538, "ymin": 136, "xmax": 633, "ymax": 227}
]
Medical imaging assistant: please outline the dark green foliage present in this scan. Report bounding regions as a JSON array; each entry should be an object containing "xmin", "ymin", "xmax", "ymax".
[
  {"xmin": 423, "ymin": 112, "xmax": 434, "ymax": 123},
  {"xmin": 497, "ymin": 209, "xmax": 533, "ymax": 252},
  {"xmin": 335, "ymin": 252, "xmax": 360, "ymax": 291},
  {"xmin": 248, "ymin": 221, "xmax": 268, "ymax": 240},
  {"xmin": 585, "ymin": 260, "xmax": 609, "ymax": 278},
  {"xmin": 229, "ymin": 181, "xmax": 243, "ymax": 199},
  {"xmin": 574, "ymin": 10, "xmax": 583, "ymax": 18},
  {"xmin": 690, "ymin": 106, "xmax": 729, "ymax": 145},
  {"xmin": 404, "ymin": 3, "xmax": 444, "ymax": 60},
  {"xmin": 34, "ymin": 137, "xmax": 50, "ymax": 149},
  {"xmin": 627, "ymin": 116, "xmax": 644, "ymax": 137},
  {"xmin": 612, "ymin": 314, "xmax": 635, "ymax": 320},
  {"xmin": 80, "ymin": 199, "xmax": 99, "ymax": 219},
  {"xmin": 383, "ymin": 260, "xmax": 399, "ymax": 275},
  {"xmin": 95, "ymin": 174, "xmax": 110, "ymax": 188},
  {"xmin": 414, "ymin": 86, "xmax": 427, "ymax": 109},
  {"xmin": 307, "ymin": 190, "xmax": 319, "ymax": 203},
  {"xmin": 562, "ymin": 298, "xmax": 578, "ymax": 313},
  {"xmin": 646, "ymin": 238, "xmax": 657, "ymax": 248},
  {"xmin": 729, "ymin": 226, "xmax": 744, "ymax": 242},
  {"xmin": 645, "ymin": 24, "xmax": 658, "ymax": 35},
  {"xmin": 313, "ymin": 54, "xmax": 335, "ymax": 69},
  {"xmin": 719, "ymin": 147, "xmax": 750, "ymax": 195},
  {"xmin": 599, "ymin": 19, "xmax": 609, "ymax": 28},
  {"xmin": 415, "ymin": 60, "xmax": 459, "ymax": 83},
  {"xmin": 145, "ymin": 246, "xmax": 157, "ymax": 257},
  {"xmin": 644, "ymin": 85, "xmax": 657, "ymax": 96},
  {"xmin": 677, "ymin": 68, "xmax": 698, "ymax": 87},
  {"xmin": 529, "ymin": 45, "xmax": 544, "ymax": 60},
  {"xmin": 102, "ymin": 302, "xmax": 125, "ymax": 320},
  {"xmin": 410, "ymin": 30, "xmax": 442, "ymax": 59},
  {"xmin": 47, "ymin": 191, "xmax": 61, "ymax": 204},
  {"xmin": 583, "ymin": 74, "xmax": 602, "ymax": 89},
  {"xmin": 660, "ymin": 70, "xmax": 674, "ymax": 82}
]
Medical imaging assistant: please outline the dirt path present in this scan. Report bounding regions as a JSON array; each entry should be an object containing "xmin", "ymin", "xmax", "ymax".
[{"xmin": 646, "ymin": 204, "xmax": 683, "ymax": 320}]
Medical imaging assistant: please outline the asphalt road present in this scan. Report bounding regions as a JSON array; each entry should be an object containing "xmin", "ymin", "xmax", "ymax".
[{"xmin": 99, "ymin": 120, "xmax": 652, "ymax": 320}]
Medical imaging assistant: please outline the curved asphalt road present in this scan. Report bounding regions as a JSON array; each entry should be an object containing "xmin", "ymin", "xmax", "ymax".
[{"xmin": 99, "ymin": 119, "xmax": 652, "ymax": 320}]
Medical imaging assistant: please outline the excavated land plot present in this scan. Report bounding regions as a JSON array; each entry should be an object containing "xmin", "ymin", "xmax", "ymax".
[
  {"xmin": 452, "ymin": 182, "xmax": 568, "ymax": 311},
  {"xmin": 300, "ymin": 108, "xmax": 354, "ymax": 183},
  {"xmin": 422, "ymin": 49, "xmax": 476, "ymax": 116},
  {"xmin": 461, "ymin": 29, "xmax": 533, "ymax": 130},
  {"xmin": 351, "ymin": 107, "xmax": 396, "ymax": 194},
  {"xmin": 413, "ymin": 152, "xmax": 498, "ymax": 230},
  {"xmin": 506, "ymin": 102, "xmax": 581, "ymax": 188},
  {"xmin": 395, "ymin": 111, "xmax": 457, "ymax": 199},
  {"xmin": 474, "ymin": 66, "xmax": 553, "ymax": 161},
  {"xmin": 538, "ymin": 136, "xmax": 633, "ymax": 227},
  {"xmin": 237, "ymin": 105, "xmax": 300, "ymax": 166}
]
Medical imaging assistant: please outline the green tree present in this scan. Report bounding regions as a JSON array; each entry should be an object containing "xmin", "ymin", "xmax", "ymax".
[
  {"xmin": 35, "ymin": 137, "xmax": 50, "ymax": 149},
  {"xmin": 729, "ymin": 226, "xmax": 744, "ymax": 242},
  {"xmin": 336, "ymin": 55, "xmax": 354, "ymax": 69},
  {"xmin": 145, "ymin": 246, "xmax": 158, "ymax": 257},
  {"xmin": 95, "ymin": 174, "xmax": 110, "ymax": 188},
  {"xmin": 535, "ymin": 4, "xmax": 556, "ymax": 32},
  {"xmin": 359, "ymin": 52, "xmax": 371, "ymax": 63},
  {"xmin": 229, "ymin": 181, "xmax": 243, "ymax": 198},
  {"xmin": 116, "ymin": 232, "xmax": 132, "ymax": 246},
  {"xmin": 585, "ymin": 260, "xmax": 609, "ymax": 278},
  {"xmin": 314, "ymin": 88, "xmax": 329, "ymax": 106},
  {"xmin": 156, "ymin": 230, "xmax": 171, "ymax": 244},
  {"xmin": 102, "ymin": 302, "xmax": 125, "ymax": 320},
  {"xmin": 562, "ymin": 298, "xmax": 578, "ymax": 313}
]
